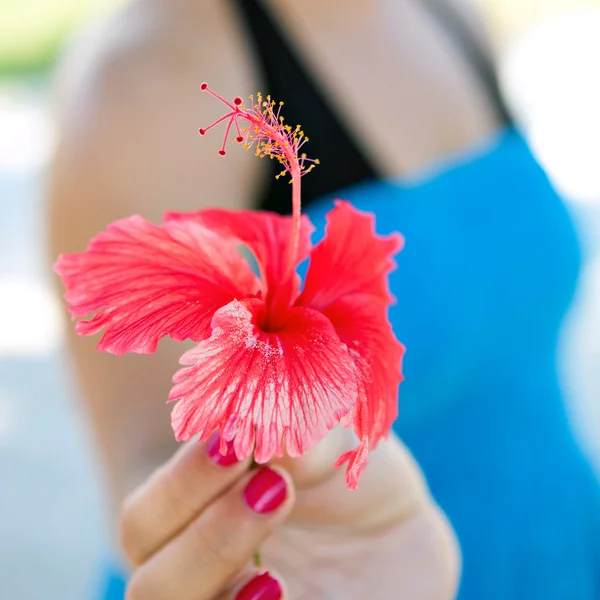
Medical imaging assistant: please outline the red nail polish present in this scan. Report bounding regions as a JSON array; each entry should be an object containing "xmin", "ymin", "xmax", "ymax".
[
  {"xmin": 235, "ymin": 572, "xmax": 282, "ymax": 600},
  {"xmin": 206, "ymin": 432, "xmax": 238, "ymax": 467},
  {"xmin": 243, "ymin": 467, "xmax": 287, "ymax": 514}
]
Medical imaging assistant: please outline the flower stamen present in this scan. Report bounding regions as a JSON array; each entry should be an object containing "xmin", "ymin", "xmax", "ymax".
[{"xmin": 198, "ymin": 82, "xmax": 320, "ymax": 283}]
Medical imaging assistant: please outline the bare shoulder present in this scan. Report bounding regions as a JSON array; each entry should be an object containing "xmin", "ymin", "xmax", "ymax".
[
  {"xmin": 55, "ymin": 1, "xmax": 257, "ymax": 114},
  {"xmin": 49, "ymin": 0, "xmax": 263, "ymax": 240}
]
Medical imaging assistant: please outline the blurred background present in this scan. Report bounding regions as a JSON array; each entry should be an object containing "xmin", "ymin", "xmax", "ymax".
[{"xmin": 0, "ymin": 1, "xmax": 599, "ymax": 598}]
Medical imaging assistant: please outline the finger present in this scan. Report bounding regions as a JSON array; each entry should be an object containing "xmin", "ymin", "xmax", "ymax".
[
  {"xmin": 120, "ymin": 431, "xmax": 250, "ymax": 565},
  {"xmin": 126, "ymin": 466, "xmax": 294, "ymax": 600},
  {"xmin": 274, "ymin": 429, "xmax": 430, "ymax": 531},
  {"xmin": 216, "ymin": 569, "xmax": 285, "ymax": 600},
  {"xmin": 269, "ymin": 423, "xmax": 357, "ymax": 488}
]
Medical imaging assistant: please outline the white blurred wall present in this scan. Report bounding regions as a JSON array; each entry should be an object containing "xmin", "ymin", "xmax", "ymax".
[
  {"xmin": 500, "ymin": 9, "xmax": 600, "ymax": 474},
  {"xmin": 0, "ymin": 82, "xmax": 109, "ymax": 600}
]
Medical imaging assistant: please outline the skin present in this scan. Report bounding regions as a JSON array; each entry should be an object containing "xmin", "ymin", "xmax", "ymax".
[
  {"xmin": 48, "ymin": 0, "xmax": 502, "ymax": 597},
  {"xmin": 120, "ymin": 429, "xmax": 459, "ymax": 600}
]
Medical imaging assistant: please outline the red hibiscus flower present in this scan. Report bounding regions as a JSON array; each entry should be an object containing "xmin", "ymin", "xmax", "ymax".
[{"xmin": 54, "ymin": 84, "xmax": 405, "ymax": 489}]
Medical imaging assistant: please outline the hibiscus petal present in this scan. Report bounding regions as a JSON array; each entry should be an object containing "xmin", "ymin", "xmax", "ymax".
[
  {"xmin": 298, "ymin": 200, "xmax": 404, "ymax": 310},
  {"xmin": 169, "ymin": 299, "xmax": 357, "ymax": 463},
  {"xmin": 323, "ymin": 295, "xmax": 405, "ymax": 489},
  {"xmin": 54, "ymin": 216, "xmax": 260, "ymax": 355},
  {"xmin": 165, "ymin": 208, "xmax": 314, "ymax": 293}
]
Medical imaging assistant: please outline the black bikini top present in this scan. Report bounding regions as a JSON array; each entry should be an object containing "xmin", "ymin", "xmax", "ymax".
[{"xmin": 231, "ymin": 0, "xmax": 510, "ymax": 213}]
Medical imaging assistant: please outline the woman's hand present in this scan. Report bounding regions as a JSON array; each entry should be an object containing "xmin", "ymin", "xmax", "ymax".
[{"xmin": 120, "ymin": 428, "xmax": 460, "ymax": 600}]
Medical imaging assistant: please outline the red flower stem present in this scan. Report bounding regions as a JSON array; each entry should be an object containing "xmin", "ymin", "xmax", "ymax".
[
  {"xmin": 237, "ymin": 111, "xmax": 302, "ymax": 281},
  {"xmin": 253, "ymin": 550, "xmax": 262, "ymax": 569},
  {"xmin": 289, "ymin": 166, "xmax": 301, "ymax": 278}
]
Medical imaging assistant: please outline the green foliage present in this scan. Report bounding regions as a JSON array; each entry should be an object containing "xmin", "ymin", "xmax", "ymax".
[{"xmin": 0, "ymin": 0, "xmax": 122, "ymax": 75}]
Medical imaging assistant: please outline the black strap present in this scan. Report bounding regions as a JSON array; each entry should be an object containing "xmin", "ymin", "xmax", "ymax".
[
  {"xmin": 232, "ymin": 0, "xmax": 380, "ymax": 212},
  {"xmin": 420, "ymin": 0, "xmax": 511, "ymax": 124}
]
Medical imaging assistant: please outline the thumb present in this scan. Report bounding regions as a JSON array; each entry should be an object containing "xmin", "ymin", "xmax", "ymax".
[
  {"xmin": 269, "ymin": 423, "xmax": 357, "ymax": 488},
  {"xmin": 270, "ymin": 427, "xmax": 431, "ymax": 531}
]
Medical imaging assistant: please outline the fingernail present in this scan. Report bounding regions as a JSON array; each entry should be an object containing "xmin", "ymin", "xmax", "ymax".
[
  {"xmin": 206, "ymin": 432, "xmax": 238, "ymax": 467},
  {"xmin": 235, "ymin": 571, "xmax": 282, "ymax": 600},
  {"xmin": 243, "ymin": 467, "xmax": 287, "ymax": 514}
]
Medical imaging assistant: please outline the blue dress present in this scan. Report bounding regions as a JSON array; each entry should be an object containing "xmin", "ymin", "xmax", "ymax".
[{"xmin": 99, "ymin": 129, "xmax": 600, "ymax": 599}]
